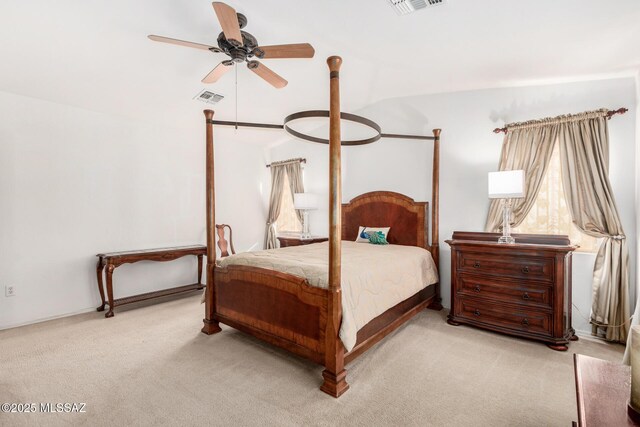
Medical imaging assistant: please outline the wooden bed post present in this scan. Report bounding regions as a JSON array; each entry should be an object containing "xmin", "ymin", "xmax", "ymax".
[
  {"xmin": 202, "ymin": 109, "xmax": 222, "ymax": 335},
  {"xmin": 429, "ymin": 128, "xmax": 443, "ymax": 310},
  {"xmin": 320, "ymin": 55, "xmax": 349, "ymax": 397}
]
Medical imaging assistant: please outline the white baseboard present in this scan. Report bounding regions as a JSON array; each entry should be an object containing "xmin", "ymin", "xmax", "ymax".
[
  {"xmin": 574, "ymin": 329, "xmax": 625, "ymax": 345},
  {"xmin": 0, "ymin": 306, "xmax": 97, "ymax": 332}
]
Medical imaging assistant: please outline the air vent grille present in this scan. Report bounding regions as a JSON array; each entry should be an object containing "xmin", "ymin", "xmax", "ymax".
[
  {"xmin": 193, "ymin": 90, "xmax": 224, "ymax": 105},
  {"xmin": 388, "ymin": 0, "xmax": 445, "ymax": 15}
]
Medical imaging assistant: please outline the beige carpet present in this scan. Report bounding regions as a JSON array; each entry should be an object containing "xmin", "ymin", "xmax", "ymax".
[{"xmin": 0, "ymin": 293, "xmax": 624, "ymax": 427}]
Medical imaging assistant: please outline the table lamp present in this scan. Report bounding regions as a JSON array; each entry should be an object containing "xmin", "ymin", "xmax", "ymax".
[
  {"xmin": 488, "ymin": 170, "xmax": 525, "ymax": 244},
  {"xmin": 294, "ymin": 193, "xmax": 318, "ymax": 239}
]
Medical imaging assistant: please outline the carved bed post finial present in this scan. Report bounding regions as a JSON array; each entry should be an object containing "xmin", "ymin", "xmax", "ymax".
[
  {"xmin": 327, "ymin": 55, "xmax": 342, "ymax": 74},
  {"xmin": 321, "ymin": 55, "xmax": 349, "ymax": 398},
  {"xmin": 202, "ymin": 109, "xmax": 222, "ymax": 335}
]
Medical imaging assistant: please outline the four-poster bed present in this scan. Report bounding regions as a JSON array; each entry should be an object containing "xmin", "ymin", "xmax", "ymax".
[{"xmin": 201, "ymin": 56, "xmax": 443, "ymax": 397}]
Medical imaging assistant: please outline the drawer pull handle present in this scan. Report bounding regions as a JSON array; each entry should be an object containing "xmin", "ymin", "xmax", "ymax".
[
  {"xmin": 473, "ymin": 309, "xmax": 481, "ymax": 317},
  {"xmin": 522, "ymin": 319, "xmax": 529, "ymax": 326},
  {"xmin": 473, "ymin": 262, "xmax": 480, "ymax": 268},
  {"xmin": 474, "ymin": 285, "xmax": 481, "ymax": 292},
  {"xmin": 522, "ymin": 293, "xmax": 531, "ymax": 300},
  {"xmin": 521, "ymin": 266, "xmax": 530, "ymax": 274}
]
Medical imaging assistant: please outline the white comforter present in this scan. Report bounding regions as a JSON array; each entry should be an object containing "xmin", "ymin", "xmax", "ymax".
[{"xmin": 217, "ymin": 241, "xmax": 438, "ymax": 351}]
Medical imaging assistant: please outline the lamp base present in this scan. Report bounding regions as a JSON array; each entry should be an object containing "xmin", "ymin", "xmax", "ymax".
[
  {"xmin": 498, "ymin": 235, "xmax": 516, "ymax": 244},
  {"xmin": 498, "ymin": 199, "xmax": 516, "ymax": 244},
  {"xmin": 301, "ymin": 210, "xmax": 311, "ymax": 239}
]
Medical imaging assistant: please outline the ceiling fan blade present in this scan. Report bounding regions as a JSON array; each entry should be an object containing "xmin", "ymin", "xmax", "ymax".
[
  {"xmin": 212, "ymin": 2, "xmax": 243, "ymax": 47},
  {"xmin": 247, "ymin": 61, "xmax": 288, "ymax": 89},
  {"xmin": 257, "ymin": 43, "xmax": 315, "ymax": 59},
  {"xmin": 148, "ymin": 35, "xmax": 220, "ymax": 52},
  {"xmin": 202, "ymin": 62, "xmax": 233, "ymax": 83}
]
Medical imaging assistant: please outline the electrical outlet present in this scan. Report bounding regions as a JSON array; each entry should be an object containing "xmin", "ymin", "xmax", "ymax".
[{"xmin": 5, "ymin": 285, "xmax": 15, "ymax": 297}]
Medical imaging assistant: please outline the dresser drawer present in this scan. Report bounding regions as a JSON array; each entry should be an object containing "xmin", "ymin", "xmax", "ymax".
[
  {"xmin": 457, "ymin": 274, "xmax": 552, "ymax": 309},
  {"xmin": 456, "ymin": 297, "xmax": 552, "ymax": 336},
  {"xmin": 458, "ymin": 251, "xmax": 554, "ymax": 282}
]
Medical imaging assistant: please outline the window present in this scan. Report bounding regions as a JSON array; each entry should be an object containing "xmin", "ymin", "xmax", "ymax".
[
  {"xmin": 513, "ymin": 143, "xmax": 600, "ymax": 252},
  {"xmin": 275, "ymin": 172, "xmax": 302, "ymax": 234}
]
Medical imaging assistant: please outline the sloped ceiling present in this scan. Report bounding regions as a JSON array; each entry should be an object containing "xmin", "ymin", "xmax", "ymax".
[{"xmin": 1, "ymin": 0, "xmax": 639, "ymax": 128}]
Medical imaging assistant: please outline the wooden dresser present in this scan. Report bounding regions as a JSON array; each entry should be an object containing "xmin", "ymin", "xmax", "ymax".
[{"xmin": 446, "ymin": 231, "xmax": 577, "ymax": 350}]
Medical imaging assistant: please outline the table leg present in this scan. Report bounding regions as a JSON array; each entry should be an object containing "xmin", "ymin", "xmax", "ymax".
[
  {"xmin": 96, "ymin": 257, "xmax": 106, "ymax": 312},
  {"xmin": 197, "ymin": 254, "xmax": 204, "ymax": 289},
  {"xmin": 105, "ymin": 263, "xmax": 115, "ymax": 318}
]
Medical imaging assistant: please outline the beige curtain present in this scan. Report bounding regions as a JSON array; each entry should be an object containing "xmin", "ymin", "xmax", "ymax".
[
  {"xmin": 485, "ymin": 125, "xmax": 559, "ymax": 232},
  {"xmin": 264, "ymin": 160, "xmax": 305, "ymax": 249},
  {"xmin": 557, "ymin": 112, "xmax": 629, "ymax": 343},
  {"xmin": 284, "ymin": 162, "xmax": 305, "ymax": 224}
]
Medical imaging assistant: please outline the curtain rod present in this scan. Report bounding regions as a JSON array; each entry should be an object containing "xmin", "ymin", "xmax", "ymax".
[
  {"xmin": 492, "ymin": 107, "xmax": 628, "ymax": 134},
  {"xmin": 266, "ymin": 158, "xmax": 306, "ymax": 168}
]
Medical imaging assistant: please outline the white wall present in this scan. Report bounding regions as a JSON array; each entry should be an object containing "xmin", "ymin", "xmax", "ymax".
[
  {"xmin": 633, "ymin": 69, "xmax": 640, "ymax": 327},
  {"xmin": 269, "ymin": 77, "xmax": 637, "ymax": 335},
  {"xmin": 0, "ymin": 91, "xmax": 267, "ymax": 329}
]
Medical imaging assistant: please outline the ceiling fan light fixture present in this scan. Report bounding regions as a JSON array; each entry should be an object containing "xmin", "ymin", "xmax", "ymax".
[{"xmin": 388, "ymin": 0, "xmax": 446, "ymax": 15}]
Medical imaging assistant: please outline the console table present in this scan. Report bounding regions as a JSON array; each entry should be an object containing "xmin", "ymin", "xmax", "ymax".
[{"xmin": 96, "ymin": 245, "xmax": 207, "ymax": 318}]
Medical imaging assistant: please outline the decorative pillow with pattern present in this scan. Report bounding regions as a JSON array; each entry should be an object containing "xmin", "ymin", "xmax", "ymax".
[
  {"xmin": 355, "ymin": 226, "xmax": 390, "ymax": 243},
  {"xmin": 367, "ymin": 231, "xmax": 389, "ymax": 245}
]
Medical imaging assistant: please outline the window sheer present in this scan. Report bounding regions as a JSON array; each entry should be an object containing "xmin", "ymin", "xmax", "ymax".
[
  {"xmin": 513, "ymin": 143, "xmax": 599, "ymax": 252},
  {"xmin": 275, "ymin": 172, "xmax": 302, "ymax": 234}
]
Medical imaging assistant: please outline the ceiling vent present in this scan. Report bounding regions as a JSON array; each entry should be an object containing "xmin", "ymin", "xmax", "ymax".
[
  {"xmin": 193, "ymin": 90, "xmax": 224, "ymax": 105},
  {"xmin": 388, "ymin": 0, "xmax": 445, "ymax": 15}
]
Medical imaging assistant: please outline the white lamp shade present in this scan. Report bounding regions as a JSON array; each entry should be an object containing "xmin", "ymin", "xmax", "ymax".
[
  {"xmin": 294, "ymin": 193, "xmax": 319, "ymax": 210},
  {"xmin": 488, "ymin": 170, "xmax": 525, "ymax": 199}
]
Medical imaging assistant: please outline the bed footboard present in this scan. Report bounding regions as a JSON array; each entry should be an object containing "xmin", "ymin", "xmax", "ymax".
[{"xmin": 213, "ymin": 265, "xmax": 329, "ymax": 365}]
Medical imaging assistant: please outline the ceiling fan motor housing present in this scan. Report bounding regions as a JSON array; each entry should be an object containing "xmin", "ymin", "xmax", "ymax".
[
  {"xmin": 215, "ymin": 12, "xmax": 259, "ymax": 63},
  {"xmin": 217, "ymin": 30, "xmax": 259, "ymax": 62},
  {"xmin": 236, "ymin": 13, "xmax": 248, "ymax": 29}
]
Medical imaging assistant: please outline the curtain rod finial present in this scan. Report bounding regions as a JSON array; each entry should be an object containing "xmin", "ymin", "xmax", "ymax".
[
  {"xmin": 607, "ymin": 107, "xmax": 628, "ymax": 119},
  {"xmin": 432, "ymin": 129, "xmax": 441, "ymax": 138},
  {"xmin": 204, "ymin": 110, "xmax": 215, "ymax": 120}
]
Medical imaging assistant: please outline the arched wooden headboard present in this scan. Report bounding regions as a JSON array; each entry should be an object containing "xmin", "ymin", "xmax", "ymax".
[{"xmin": 341, "ymin": 191, "xmax": 429, "ymax": 250}]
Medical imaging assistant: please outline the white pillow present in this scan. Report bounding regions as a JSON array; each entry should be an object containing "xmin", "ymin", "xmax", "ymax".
[{"xmin": 355, "ymin": 226, "xmax": 390, "ymax": 243}]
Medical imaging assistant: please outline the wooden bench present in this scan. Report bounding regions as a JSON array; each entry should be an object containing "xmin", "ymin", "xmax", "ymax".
[{"xmin": 96, "ymin": 245, "xmax": 206, "ymax": 318}]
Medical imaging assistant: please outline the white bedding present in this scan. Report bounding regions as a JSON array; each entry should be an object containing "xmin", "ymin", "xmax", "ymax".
[{"xmin": 217, "ymin": 241, "xmax": 438, "ymax": 351}]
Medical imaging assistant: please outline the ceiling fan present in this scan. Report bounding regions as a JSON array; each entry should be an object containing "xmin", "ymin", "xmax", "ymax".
[{"xmin": 148, "ymin": 2, "xmax": 315, "ymax": 89}]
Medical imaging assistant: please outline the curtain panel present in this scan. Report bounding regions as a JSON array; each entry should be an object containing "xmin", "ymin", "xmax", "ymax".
[
  {"xmin": 264, "ymin": 161, "xmax": 305, "ymax": 249},
  {"xmin": 557, "ymin": 114, "xmax": 629, "ymax": 343},
  {"xmin": 284, "ymin": 163, "xmax": 305, "ymax": 225},
  {"xmin": 485, "ymin": 125, "xmax": 558, "ymax": 232}
]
